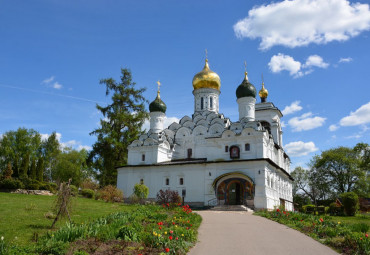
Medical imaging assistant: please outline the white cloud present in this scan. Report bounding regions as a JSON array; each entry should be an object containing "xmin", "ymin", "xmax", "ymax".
[
  {"xmin": 40, "ymin": 132, "xmax": 62, "ymax": 142},
  {"xmin": 281, "ymin": 121, "xmax": 286, "ymax": 128},
  {"xmin": 41, "ymin": 132, "xmax": 90, "ymax": 151},
  {"xmin": 268, "ymin": 53, "xmax": 302, "ymax": 76},
  {"xmin": 77, "ymin": 145, "xmax": 92, "ymax": 151},
  {"xmin": 340, "ymin": 102, "xmax": 370, "ymax": 126},
  {"xmin": 42, "ymin": 76, "xmax": 55, "ymax": 84},
  {"xmin": 329, "ymin": 124, "xmax": 339, "ymax": 131},
  {"xmin": 269, "ymin": 54, "xmax": 329, "ymax": 78},
  {"xmin": 304, "ymin": 55, "xmax": 329, "ymax": 68},
  {"xmin": 282, "ymin": 101, "xmax": 303, "ymax": 115},
  {"xmin": 53, "ymin": 82, "xmax": 63, "ymax": 90},
  {"xmin": 142, "ymin": 116, "xmax": 180, "ymax": 132},
  {"xmin": 288, "ymin": 112, "xmax": 326, "ymax": 131},
  {"xmin": 339, "ymin": 57, "xmax": 353, "ymax": 63},
  {"xmin": 233, "ymin": 0, "xmax": 370, "ymax": 50},
  {"xmin": 284, "ymin": 141, "xmax": 318, "ymax": 157}
]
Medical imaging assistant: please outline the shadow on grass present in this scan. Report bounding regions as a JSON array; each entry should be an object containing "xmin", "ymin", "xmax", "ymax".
[{"xmin": 27, "ymin": 224, "xmax": 51, "ymax": 230}]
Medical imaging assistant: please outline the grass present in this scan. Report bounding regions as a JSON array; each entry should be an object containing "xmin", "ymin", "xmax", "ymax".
[
  {"xmin": 330, "ymin": 214, "xmax": 370, "ymax": 226},
  {"xmin": 0, "ymin": 192, "xmax": 139, "ymax": 246}
]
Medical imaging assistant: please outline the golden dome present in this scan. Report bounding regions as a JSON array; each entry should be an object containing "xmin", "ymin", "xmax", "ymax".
[
  {"xmin": 259, "ymin": 82, "xmax": 268, "ymax": 100},
  {"xmin": 192, "ymin": 59, "xmax": 221, "ymax": 90}
]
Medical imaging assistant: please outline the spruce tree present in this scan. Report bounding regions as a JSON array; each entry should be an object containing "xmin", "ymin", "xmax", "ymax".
[
  {"xmin": 89, "ymin": 68, "xmax": 148, "ymax": 186},
  {"xmin": 20, "ymin": 153, "xmax": 30, "ymax": 178},
  {"xmin": 3, "ymin": 162, "xmax": 13, "ymax": 179}
]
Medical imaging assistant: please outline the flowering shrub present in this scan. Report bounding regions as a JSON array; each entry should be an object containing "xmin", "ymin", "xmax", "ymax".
[
  {"xmin": 255, "ymin": 209, "xmax": 369, "ymax": 254},
  {"xmin": 156, "ymin": 189, "xmax": 182, "ymax": 205},
  {"xmin": 96, "ymin": 185, "xmax": 123, "ymax": 202}
]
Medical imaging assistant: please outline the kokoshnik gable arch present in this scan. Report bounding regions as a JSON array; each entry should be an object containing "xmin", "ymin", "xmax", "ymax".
[{"xmin": 117, "ymin": 56, "xmax": 293, "ymax": 210}]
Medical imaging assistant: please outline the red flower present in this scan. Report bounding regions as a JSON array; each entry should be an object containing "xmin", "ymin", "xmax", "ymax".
[
  {"xmin": 319, "ymin": 218, "xmax": 324, "ymax": 223},
  {"xmin": 190, "ymin": 224, "xmax": 193, "ymax": 226},
  {"xmin": 169, "ymin": 236, "xmax": 173, "ymax": 240},
  {"xmin": 170, "ymin": 230, "xmax": 173, "ymax": 234},
  {"xmin": 176, "ymin": 237, "xmax": 179, "ymax": 240},
  {"xmin": 165, "ymin": 248, "xmax": 170, "ymax": 253},
  {"xmin": 186, "ymin": 227, "xmax": 189, "ymax": 230},
  {"xmin": 159, "ymin": 226, "xmax": 162, "ymax": 230},
  {"xmin": 276, "ymin": 208, "xmax": 280, "ymax": 212},
  {"xmin": 300, "ymin": 219, "xmax": 303, "ymax": 222},
  {"xmin": 166, "ymin": 203, "xmax": 169, "ymax": 207},
  {"xmin": 366, "ymin": 234, "xmax": 368, "ymax": 238},
  {"xmin": 172, "ymin": 222, "xmax": 175, "ymax": 225}
]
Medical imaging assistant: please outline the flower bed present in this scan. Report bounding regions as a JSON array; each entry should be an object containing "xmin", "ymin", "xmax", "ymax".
[
  {"xmin": 255, "ymin": 209, "xmax": 369, "ymax": 255},
  {"xmin": 1, "ymin": 204, "xmax": 201, "ymax": 255}
]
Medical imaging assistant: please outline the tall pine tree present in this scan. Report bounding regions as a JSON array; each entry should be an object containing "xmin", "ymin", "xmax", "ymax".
[{"xmin": 88, "ymin": 68, "xmax": 148, "ymax": 186}]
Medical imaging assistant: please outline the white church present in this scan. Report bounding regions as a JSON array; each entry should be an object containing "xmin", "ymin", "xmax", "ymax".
[{"xmin": 117, "ymin": 58, "xmax": 293, "ymax": 211}]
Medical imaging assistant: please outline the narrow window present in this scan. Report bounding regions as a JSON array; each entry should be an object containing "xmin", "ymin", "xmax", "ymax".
[
  {"xmin": 225, "ymin": 146, "xmax": 229, "ymax": 152},
  {"xmin": 140, "ymin": 179, "xmax": 144, "ymax": 184},
  {"xmin": 142, "ymin": 154, "xmax": 145, "ymax": 161},
  {"xmin": 179, "ymin": 178, "xmax": 184, "ymax": 185},
  {"xmin": 210, "ymin": 97, "xmax": 213, "ymax": 108},
  {"xmin": 187, "ymin": 148, "xmax": 192, "ymax": 158},
  {"xmin": 166, "ymin": 178, "xmax": 170, "ymax": 186},
  {"xmin": 201, "ymin": 97, "xmax": 204, "ymax": 110},
  {"xmin": 245, "ymin": 143, "xmax": 250, "ymax": 151}
]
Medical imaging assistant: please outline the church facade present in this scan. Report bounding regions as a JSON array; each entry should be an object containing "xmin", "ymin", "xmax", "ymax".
[{"xmin": 117, "ymin": 58, "xmax": 293, "ymax": 210}]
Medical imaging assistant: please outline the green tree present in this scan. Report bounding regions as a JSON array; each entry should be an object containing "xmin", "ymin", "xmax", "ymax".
[
  {"xmin": 36, "ymin": 157, "xmax": 44, "ymax": 182},
  {"xmin": 42, "ymin": 132, "xmax": 61, "ymax": 181},
  {"xmin": 88, "ymin": 68, "xmax": 148, "ymax": 186},
  {"xmin": 51, "ymin": 148, "xmax": 90, "ymax": 186},
  {"xmin": 133, "ymin": 183, "xmax": 149, "ymax": 200},
  {"xmin": 3, "ymin": 162, "xmax": 13, "ymax": 179},
  {"xmin": 20, "ymin": 153, "xmax": 30, "ymax": 178},
  {"xmin": 30, "ymin": 159, "xmax": 37, "ymax": 180}
]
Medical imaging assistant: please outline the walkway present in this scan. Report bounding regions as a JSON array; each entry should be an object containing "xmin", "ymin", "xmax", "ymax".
[{"xmin": 189, "ymin": 211, "xmax": 338, "ymax": 255}]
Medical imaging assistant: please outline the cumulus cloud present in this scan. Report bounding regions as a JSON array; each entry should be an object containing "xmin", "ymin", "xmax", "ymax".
[
  {"xmin": 282, "ymin": 101, "xmax": 303, "ymax": 115},
  {"xmin": 41, "ymin": 132, "xmax": 90, "ymax": 151},
  {"xmin": 269, "ymin": 53, "xmax": 329, "ymax": 78},
  {"xmin": 329, "ymin": 124, "xmax": 339, "ymax": 131},
  {"xmin": 304, "ymin": 55, "xmax": 329, "ymax": 69},
  {"xmin": 339, "ymin": 57, "xmax": 353, "ymax": 63},
  {"xmin": 268, "ymin": 53, "xmax": 301, "ymax": 76},
  {"xmin": 340, "ymin": 102, "xmax": 370, "ymax": 126},
  {"xmin": 284, "ymin": 141, "xmax": 318, "ymax": 157},
  {"xmin": 42, "ymin": 76, "xmax": 63, "ymax": 90},
  {"xmin": 142, "ymin": 116, "xmax": 180, "ymax": 132},
  {"xmin": 53, "ymin": 82, "xmax": 63, "ymax": 90},
  {"xmin": 288, "ymin": 112, "xmax": 326, "ymax": 132},
  {"xmin": 233, "ymin": 0, "xmax": 370, "ymax": 50}
]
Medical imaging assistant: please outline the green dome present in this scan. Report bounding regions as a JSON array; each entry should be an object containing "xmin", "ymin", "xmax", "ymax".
[
  {"xmin": 149, "ymin": 95, "xmax": 167, "ymax": 113},
  {"xmin": 236, "ymin": 72, "xmax": 256, "ymax": 99}
]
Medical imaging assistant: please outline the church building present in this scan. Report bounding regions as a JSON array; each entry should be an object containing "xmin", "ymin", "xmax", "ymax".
[{"xmin": 117, "ymin": 58, "xmax": 294, "ymax": 210}]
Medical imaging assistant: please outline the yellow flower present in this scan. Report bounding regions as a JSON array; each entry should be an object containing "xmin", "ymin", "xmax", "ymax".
[
  {"xmin": 158, "ymin": 234, "xmax": 161, "ymax": 237},
  {"xmin": 175, "ymin": 225, "xmax": 178, "ymax": 228},
  {"xmin": 338, "ymin": 222, "xmax": 341, "ymax": 224},
  {"xmin": 164, "ymin": 231, "xmax": 167, "ymax": 235},
  {"xmin": 181, "ymin": 234, "xmax": 184, "ymax": 237}
]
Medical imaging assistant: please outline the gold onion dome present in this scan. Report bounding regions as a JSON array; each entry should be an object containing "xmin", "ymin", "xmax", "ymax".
[
  {"xmin": 192, "ymin": 59, "xmax": 221, "ymax": 90},
  {"xmin": 259, "ymin": 82, "xmax": 268, "ymax": 99}
]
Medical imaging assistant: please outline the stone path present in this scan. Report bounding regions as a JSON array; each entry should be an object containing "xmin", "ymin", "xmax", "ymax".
[{"xmin": 189, "ymin": 211, "xmax": 339, "ymax": 255}]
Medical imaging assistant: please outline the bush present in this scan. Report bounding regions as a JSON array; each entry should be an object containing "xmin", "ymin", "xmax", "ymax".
[
  {"xmin": 302, "ymin": 204, "xmax": 316, "ymax": 214},
  {"xmin": 97, "ymin": 185, "xmax": 123, "ymax": 203},
  {"xmin": 69, "ymin": 185, "xmax": 78, "ymax": 196},
  {"xmin": 329, "ymin": 202, "xmax": 344, "ymax": 216},
  {"xmin": 340, "ymin": 192, "xmax": 359, "ymax": 216},
  {"xmin": 39, "ymin": 182, "xmax": 56, "ymax": 193},
  {"xmin": 81, "ymin": 189, "xmax": 94, "ymax": 199},
  {"xmin": 133, "ymin": 183, "xmax": 149, "ymax": 200},
  {"xmin": 80, "ymin": 179, "xmax": 99, "ymax": 190},
  {"xmin": 0, "ymin": 178, "xmax": 24, "ymax": 189},
  {"xmin": 156, "ymin": 189, "xmax": 182, "ymax": 205}
]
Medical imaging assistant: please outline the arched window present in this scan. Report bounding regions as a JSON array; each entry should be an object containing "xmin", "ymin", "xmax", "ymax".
[
  {"xmin": 141, "ymin": 154, "xmax": 145, "ymax": 161},
  {"xmin": 179, "ymin": 178, "xmax": 184, "ymax": 185},
  {"xmin": 210, "ymin": 97, "xmax": 213, "ymax": 108},
  {"xmin": 261, "ymin": 121, "xmax": 271, "ymax": 134},
  {"xmin": 201, "ymin": 97, "xmax": 204, "ymax": 110},
  {"xmin": 245, "ymin": 143, "xmax": 250, "ymax": 151},
  {"xmin": 225, "ymin": 146, "xmax": 229, "ymax": 152},
  {"xmin": 229, "ymin": 145, "xmax": 240, "ymax": 159},
  {"xmin": 166, "ymin": 178, "xmax": 170, "ymax": 186}
]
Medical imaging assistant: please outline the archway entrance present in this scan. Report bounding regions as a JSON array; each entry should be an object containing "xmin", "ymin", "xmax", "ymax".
[{"xmin": 213, "ymin": 172, "xmax": 255, "ymax": 206}]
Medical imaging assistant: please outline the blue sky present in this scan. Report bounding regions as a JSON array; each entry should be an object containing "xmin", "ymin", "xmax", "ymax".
[{"xmin": 0, "ymin": 0, "xmax": 369, "ymax": 168}]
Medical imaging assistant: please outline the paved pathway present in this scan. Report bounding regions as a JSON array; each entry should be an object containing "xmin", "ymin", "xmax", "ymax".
[{"xmin": 189, "ymin": 211, "xmax": 338, "ymax": 255}]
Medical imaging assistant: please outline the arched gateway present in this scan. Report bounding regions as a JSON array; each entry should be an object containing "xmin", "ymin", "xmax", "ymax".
[{"xmin": 212, "ymin": 172, "xmax": 255, "ymax": 206}]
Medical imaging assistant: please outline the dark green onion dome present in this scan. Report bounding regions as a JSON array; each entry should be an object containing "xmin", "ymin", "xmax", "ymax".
[
  {"xmin": 236, "ymin": 72, "xmax": 257, "ymax": 99},
  {"xmin": 149, "ymin": 93, "xmax": 167, "ymax": 113}
]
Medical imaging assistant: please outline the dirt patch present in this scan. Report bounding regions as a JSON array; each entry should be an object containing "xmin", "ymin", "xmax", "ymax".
[{"xmin": 67, "ymin": 239, "xmax": 163, "ymax": 255}]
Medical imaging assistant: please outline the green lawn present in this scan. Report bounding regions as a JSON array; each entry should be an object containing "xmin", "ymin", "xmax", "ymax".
[
  {"xmin": 0, "ymin": 192, "xmax": 138, "ymax": 246},
  {"xmin": 330, "ymin": 214, "xmax": 370, "ymax": 226}
]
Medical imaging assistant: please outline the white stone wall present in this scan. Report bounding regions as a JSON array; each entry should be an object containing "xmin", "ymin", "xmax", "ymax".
[
  {"xmin": 149, "ymin": 112, "xmax": 165, "ymax": 133},
  {"xmin": 193, "ymin": 88, "xmax": 220, "ymax": 113},
  {"xmin": 237, "ymin": 97, "xmax": 256, "ymax": 121},
  {"xmin": 117, "ymin": 160, "xmax": 292, "ymax": 210}
]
